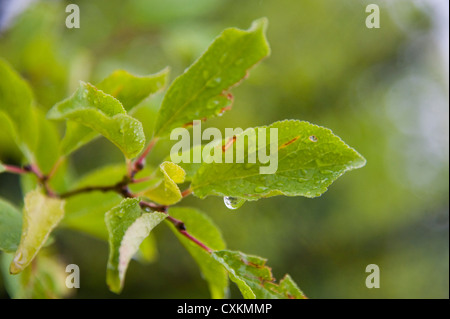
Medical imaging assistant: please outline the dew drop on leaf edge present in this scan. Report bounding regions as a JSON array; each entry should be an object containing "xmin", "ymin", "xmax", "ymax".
[{"xmin": 223, "ymin": 196, "xmax": 246, "ymax": 210}]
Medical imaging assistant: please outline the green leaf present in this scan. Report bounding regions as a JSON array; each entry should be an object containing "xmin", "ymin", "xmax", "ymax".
[
  {"xmin": 134, "ymin": 234, "xmax": 159, "ymax": 264},
  {"xmin": 59, "ymin": 68, "xmax": 169, "ymax": 156},
  {"xmin": 0, "ymin": 162, "xmax": 5, "ymax": 173},
  {"xmin": 167, "ymin": 207, "xmax": 228, "ymax": 299},
  {"xmin": 105, "ymin": 198, "xmax": 167, "ymax": 293},
  {"xmin": 62, "ymin": 164, "xmax": 158, "ymax": 241},
  {"xmin": 143, "ymin": 161, "xmax": 185, "ymax": 205},
  {"xmin": 0, "ymin": 58, "xmax": 37, "ymax": 161},
  {"xmin": 10, "ymin": 189, "xmax": 65, "ymax": 274},
  {"xmin": 0, "ymin": 199, "xmax": 22, "ymax": 253},
  {"xmin": 212, "ymin": 250, "xmax": 306, "ymax": 299},
  {"xmin": 153, "ymin": 18, "xmax": 270, "ymax": 137},
  {"xmin": 32, "ymin": 108, "xmax": 61, "ymax": 173},
  {"xmin": 191, "ymin": 120, "xmax": 366, "ymax": 200},
  {"xmin": 62, "ymin": 164, "xmax": 127, "ymax": 240},
  {"xmin": 97, "ymin": 68, "xmax": 169, "ymax": 112},
  {"xmin": 60, "ymin": 122, "xmax": 99, "ymax": 156},
  {"xmin": 47, "ymin": 81, "xmax": 145, "ymax": 158},
  {"xmin": 1, "ymin": 252, "xmax": 70, "ymax": 299}
]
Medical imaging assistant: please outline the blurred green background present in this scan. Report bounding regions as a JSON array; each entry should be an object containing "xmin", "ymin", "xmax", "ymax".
[{"xmin": 0, "ymin": 0, "xmax": 448, "ymax": 298}]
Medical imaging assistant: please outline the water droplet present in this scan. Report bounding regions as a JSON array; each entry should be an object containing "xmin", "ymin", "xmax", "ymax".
[
  {"xmin": 207, "ymin": 98, "xmax": 220, "ymax": 109},
  {"xmin": 219, "ymin": 53, "xmax": 228, "ymax": 64},
  {"xmin": 235, "ymin": 58, "xmax": 244, "ymax": 66},
  {"xmin": 275, "ymin": 182, "xmax": 284, "ymax": 187},
  {"xmin": 254, "ymin": 186, "xmax": 268, "ymax": 193},
  {"xmin": 206, "ymin": 77, "xmax": 222, "ymax": 88},
  {"xmin": 309, "ymin": 135, "xmax": 318, "ymax": 142},
  {"xmin": 224, "ymin": 196, "xmax": 246, "ymax": 210},
  {"xmin": 320, "ymin": 169, "xmax": 333, "ymax": 175},
  {"xmin": 297, "ymin": 177, "xmax": 308, "ymax": 182}
]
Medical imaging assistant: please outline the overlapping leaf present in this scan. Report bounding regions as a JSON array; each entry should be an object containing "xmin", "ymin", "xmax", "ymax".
[
  {"xmin": 47, "ymin": 81, "xmax": 145, "ymax": 158},
  {"xmin": 1, "ymin": 253, "xmax": 70, "ymax": 299},
  {"xmin": 191, "ymin": 120, "xmax": 366, "ymax": 200},
  {"xmin": 143, "ymin": 161, "xmax": 186, "ymax": 205},
  {"xmin": 153, "ymin": 18, "xmax": 270, "ymax": 137},
  {"xmin": 97, "ymin": 68, "xmax": 169, "ymax": 112},
  {"xmin": 167, "ymin": 207, "xmax": 228, "ymax": 299},
  {"xmin": 212, "ymin": 250, "xmax": 306, "ymax": 299},
  {"xmin": 105, "ymin": 198, "xmax": 166, "ymax": 293},
  {"xmin": 60, "ymin": 69, "xmax": 169, "ymax": 155},
  {"xmin": 10, "ymin": 189, "xmax": 65, "ymax": 275},
  {"xmin": 0, "ymin": 199, "xmax": 22, "ymax": 253},
  {"xmin": 0, "ymin": 58, "xmax": 37, "ymax": 161}
]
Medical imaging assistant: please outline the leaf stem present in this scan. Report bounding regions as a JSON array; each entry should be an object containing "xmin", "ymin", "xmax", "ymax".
[
  {"xmin": 138, "ymin": 200, "xmax": 212, "ymax": 253},
  {"xmin": 179, "ymin": 230, "xmax": 212, "ymax": 253},
  {"xmin": 47, "ymin": 157, "xmax": 65, "ymax": 181},
  {"xmin": 181, "ymin": 187, "xmax": 193, "ymax": 198},
  {"xmin": 132, "ymin": 137, "xmax": 158, "ymax": 176},
  {"xmin": 2, "ymin": 164, "xmax": 30, "ymax": 175}
]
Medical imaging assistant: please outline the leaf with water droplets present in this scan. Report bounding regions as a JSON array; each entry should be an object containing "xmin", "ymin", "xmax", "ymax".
[
  {"xmin": 167, "ymin": 207, "xmax": 228, "ymax": 299},
  {"xmin": 212, "ymin": 250, "xmax": 306, "ymax": 299},
  {"xmin": 58, "ymin": 69, "xmax": 168, "ymax": 156},
  {"xmin": 153, "ymin": 18, "xmax": 270, "ymax": 137},
  {"xmin": 10, "ymin": 189, "xmax": 65, "ymax": 274},
  {"xmin": 105, "ymin": 198, "xmax": 167, "ymax": 293},
  {"xmin": 191, "ymin": 120, "xmax": 366, "ymax": 200},
  {"xmin": 142, "ymin": 162, "xmax": 186, "ymax": 205},
  {"xmin": 47, "ymin": 81, "xmax": 145, "ymax": 158}
]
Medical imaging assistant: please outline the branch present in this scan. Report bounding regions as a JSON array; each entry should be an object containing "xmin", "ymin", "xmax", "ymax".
[
  {"xmin": 1, "ymin": 164, "xmax": 30, "ymax": 175},
  {"xmin": 139, "ymin": 200, "xmax": 212, "ymax": 253},
  {"xmin": 131, "ymin": 137, "xmax": 158, "ymax": 177}
]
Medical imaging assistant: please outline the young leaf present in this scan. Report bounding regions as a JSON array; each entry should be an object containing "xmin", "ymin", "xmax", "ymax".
[
  {"xmin": 142, "ymin": 161, "xmax": 186, "ymax": 205},
  {"xmin": 153, "ymin": 18, "xmax": 270, "ymax": 137},
  {"xmin": 60, "ymin": 68, "xmax": 169, "ymax": 155},
  {"xmin": 0, "ymin": 198, "xmax": 22, "ymax": 253},
  {"xmin": 167, "ymin": 207, "xmax": 228, "ymax": 299},
  {"xmin": 105, "ymin": 198, "xmax": 167, "ymax": 293},
  {"xmin": 0, "ymin": 58, "xmax": 37, "ymax": 161},
  {"xmin": 97, "ymin": 68, "xmax": 169, "ymax": 112},
  {"xmin": 212, "ymin": 250, "xmax": 306, "ymax": 299},
  {"xmin": 47, "ymin": 81, "xmax": 145, "ymax": 159},
  {"xmin": 10, "ymin": 189, "xmax": 65, "ymax": 275},
  {"xmin": 191, "ymin": 120, "xmax": 366, "ymax": 200}
]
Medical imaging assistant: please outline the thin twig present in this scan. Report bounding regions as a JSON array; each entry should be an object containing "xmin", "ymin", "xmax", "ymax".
[{"xmin": 2, "ymin": 164, "xmax": 30, "ymax": 175}]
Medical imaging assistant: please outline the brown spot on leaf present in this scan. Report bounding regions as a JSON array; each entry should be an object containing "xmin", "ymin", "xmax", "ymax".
[
  {"xmin": 279, "ymin": 136, "xmax": 300, "ymax": 149},
  {"xmin": 222, "ymin": 136, "xmax": 236, "ymax": 152}
]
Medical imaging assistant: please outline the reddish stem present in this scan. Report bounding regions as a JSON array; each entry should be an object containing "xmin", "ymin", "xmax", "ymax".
[
  {"xmin": 2, "ymin": 164, "xmax": 30, "ymax": 175},
  {"xmin": 181, "ymin": 188, "xmax": 193, "ymax": 198},
  {"xmin": 179, "ymin": 230, "xmax": 212, "ymax": 253},
  {"xmin": 132, "ymin": 137, "xmax": 158, "ymax": 175}
]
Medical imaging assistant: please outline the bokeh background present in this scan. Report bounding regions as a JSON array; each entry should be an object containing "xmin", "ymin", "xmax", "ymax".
[{"xmin": 0, "ymin": 0, "xmax": 448, "ymax": 298}]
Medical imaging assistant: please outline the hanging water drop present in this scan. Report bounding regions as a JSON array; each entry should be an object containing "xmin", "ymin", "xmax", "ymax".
[
  {"xmin": 224, "ymin": 196, "xmax": 246, "ymax": 210},
  {"xmin": 309, "ymin": 135, "xmax": 318, "ymax": 142}
]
